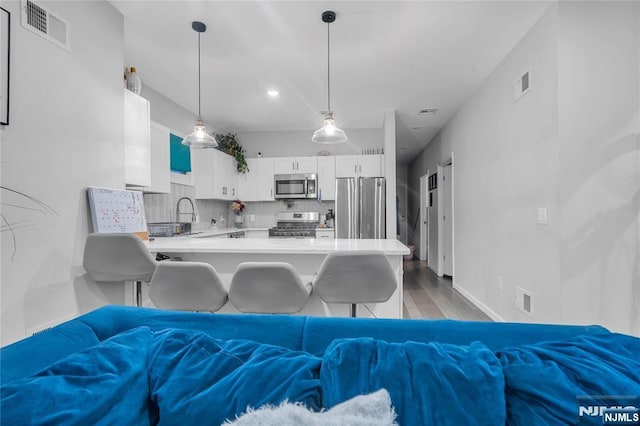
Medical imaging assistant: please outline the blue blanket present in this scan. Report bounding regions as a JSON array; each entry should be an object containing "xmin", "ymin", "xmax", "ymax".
[{"xmin": 2, "ymin": 327, "xmax": 639, "ymax": 425}]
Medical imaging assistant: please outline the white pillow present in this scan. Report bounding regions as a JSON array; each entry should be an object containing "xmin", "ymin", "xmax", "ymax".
[{"xmin": 223, "ymin": 388, "xmax": 397, "ymax": 426}]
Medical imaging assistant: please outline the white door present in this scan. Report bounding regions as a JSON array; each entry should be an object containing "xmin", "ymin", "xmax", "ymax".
[
  {"xmin": 335, "ymin": 156, "xmax": 358, "ymax": 178},
  {"xmin": 427, "ymin": 176, "xmax": 439, "ymax": 274},
  {"xmin": 238, "ymin": 158, "xmax": 258, "ymax": 201},
  {"xmin": 442, "ymin": 164, "xmax": 453, "ymax": 277},
  {"xmin": 396, "ymin": 184, "xmax": 408, "ymax": 244},
  {"xmin": 419, "ymin": 174, "xmax": 428, "ymax": 261},
  {"xmin": 295, "ymin": 157, "xmax": 318, "ymax": 174},
  {"xmin": 358, "ymin": 155, "xmax": 382, "ymax": 177},
  {"xmin": 273, "ymin": 157, "xmax": 296, "ymax": 174},
  {"xmin": 317, "ymin": 156, "xmax": 336, "ymax": 201},
  {"xmin": 257, "ymin": 157, "xmax": 275, "ymax": 201}
]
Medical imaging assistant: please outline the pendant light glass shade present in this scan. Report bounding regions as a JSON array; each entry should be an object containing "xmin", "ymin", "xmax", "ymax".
[
  {"xmin": 182, "ymin": 21, "xmax": 218, "ymax": 149},
  {"xmin": 313, "ymin": 11, "xmax": 347, "ymax": 144},
  {"xmin": 183, "ymin": 117, "xmax": 217, "ymax": 148},
  {"xmin": 312, "ymin": 113, "xmax": 348, "ymax": 144}
]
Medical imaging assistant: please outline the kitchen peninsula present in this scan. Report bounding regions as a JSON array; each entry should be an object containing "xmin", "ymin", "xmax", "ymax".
[{"xmin": 146, "ymin": 237, "xmax": 410, "ymax": 318}]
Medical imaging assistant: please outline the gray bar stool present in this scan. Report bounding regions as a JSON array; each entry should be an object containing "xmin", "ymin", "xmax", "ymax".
[
  {"xmin": 228, "ymin": 262, "xmax": 311, "ymax": 314},
  {"xmin": 149, "ymin": 262, "xmax": 228, "ymax": 312},
  {"xmin": 82, "ymin": 233, "xmax": 157, "ymax": 307},
  {"xmin": 313, "ymin": 251, "xmax": 397, "ymax": 317}
]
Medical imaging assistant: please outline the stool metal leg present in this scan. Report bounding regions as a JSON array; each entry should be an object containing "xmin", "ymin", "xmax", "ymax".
[
  {"xmin": 350, "ymin": 303, "xmax": 357, "ymax": 318},
  {"xmin": 135, "ymin": 281, "xmax": 142, "ymax": 307}
]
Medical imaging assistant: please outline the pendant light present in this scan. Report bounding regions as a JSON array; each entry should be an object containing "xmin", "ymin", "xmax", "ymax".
[
  {"xmin": 182, "ymin": 21, "xmax": 218, "ymax": 148},
  {"xmin": 312, "ymin": 11, "xmax": 348, "ymax": 144}
]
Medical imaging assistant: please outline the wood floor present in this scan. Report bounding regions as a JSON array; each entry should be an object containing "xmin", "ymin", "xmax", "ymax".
[{"xmin": 402, "ymin": 260, "xmax": 491, "ymax": 321}]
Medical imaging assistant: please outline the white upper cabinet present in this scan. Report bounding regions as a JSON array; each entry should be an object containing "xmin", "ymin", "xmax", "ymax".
[
  {"xmin": 296, "ymin": 156, "xmax": 318, "ymax": 174},
  {"xmin": 335, "ymin": 155, "xmax": 383, "ymax": 178},
  {"xmin": 273, "ymin": 156, "xmax": 317, "ymax": 174},
  {"xmin": 191, "ymin": 148, "xmax": 215, "ymax": 199},
  {"xmin": 192, "ymin": 149, "xmax": 239, "ymax": 200},
  {"xmin": 124, "ymin": 89, "xmax": 151, "ymax": 187},
  {"xmin": 317, "ymin": 156, "xmax": 336, "ymax": 201},
  {"xmin": 358, "ymin": 154, "xmax": 383, "ymax": 177},
  {"xmin": 257, "ymin": 158, "xmax": 275, "ymax": 201},
  {"xmin": 238, "ymin": 158, "xmax": 259, "ymax": 201},
  {"xmin": 143, "ymin": 121, "xmax": 171, "ymax": 194}
]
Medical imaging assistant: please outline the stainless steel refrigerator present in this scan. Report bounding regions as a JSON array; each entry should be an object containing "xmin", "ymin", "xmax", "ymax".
[{"xmin": 335, "ymin": 177, "xmax": 386, "ymax": 239}]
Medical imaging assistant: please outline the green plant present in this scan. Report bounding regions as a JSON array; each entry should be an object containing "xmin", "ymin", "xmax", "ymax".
[{"xmin": 214, "ymin": 133, "xmax": 249, "ymax": 173}]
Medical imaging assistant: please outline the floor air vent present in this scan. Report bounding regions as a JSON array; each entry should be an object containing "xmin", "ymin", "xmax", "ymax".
[{"xmin": 21, "ymin": 0, "xmax": 70, "ymax": 51}]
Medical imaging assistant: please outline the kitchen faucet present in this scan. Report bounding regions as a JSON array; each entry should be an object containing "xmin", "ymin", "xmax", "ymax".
[{"xmin": 176, "ymin": 197, "xmax": 196, "ymax": 223}]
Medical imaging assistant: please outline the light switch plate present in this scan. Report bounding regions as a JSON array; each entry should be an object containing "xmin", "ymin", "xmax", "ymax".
[{"xmin": 537, "ymin": 208, "xmax": 548, "ymax": 225}]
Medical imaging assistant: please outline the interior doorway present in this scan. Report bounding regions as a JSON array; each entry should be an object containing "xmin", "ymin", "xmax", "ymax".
[
  {"xmin": 427, "ymin": 170, "xmax": 438, "ymax": 273},
  {"xmin": 396, "ymin": 184, "xmax": 408, "ymax": 244},
  {"xmin": 440, "ymin": 159, "xmax": 453, "ymax": 277},
  {"xmin": 419, "ymin": 174, "xmax": 428, "ymax": 261}
]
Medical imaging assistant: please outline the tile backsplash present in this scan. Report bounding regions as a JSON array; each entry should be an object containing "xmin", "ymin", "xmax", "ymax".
[
  {"xmin": 144, "ymin": 184, "xmax": 335, "ymax": 230},
  {"xmin": 230, "ymin": 199, "xmax": 335, "ymax": 228},
  {"xmin": 143, "ymin": 183, "xmax": 228, "ymax": 231}
]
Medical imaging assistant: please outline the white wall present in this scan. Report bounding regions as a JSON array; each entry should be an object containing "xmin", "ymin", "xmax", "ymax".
[
  {"xmin": 142, "ymin": 85, "xmax": 207, "ymax": 138},
  {"xmin": 1, "ymin": 1, "xmax": 125, "ymax": 344},
  {"xmin": 407, "ymin": 2, "xmax": 639, "ymax": 335},
  {"xmin": 384, "ymin": 111, "xmax": 397, "ymax": 239},
  {"xmin": 556, "ymin": 1, "xmax": 640, "ymax": 334}
]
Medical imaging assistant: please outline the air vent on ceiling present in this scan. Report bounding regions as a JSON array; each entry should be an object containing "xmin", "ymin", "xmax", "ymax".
[
  {"xmin": 21, "ymin": 0, "xmax": 71, "ymax": 51},
  {"xmin": 418, "ymin": 108, "xmax": 438, "ymax": 115},
  {"xmin": 513, "ymin": 70, "xmax": 531, "ymax": 101}
]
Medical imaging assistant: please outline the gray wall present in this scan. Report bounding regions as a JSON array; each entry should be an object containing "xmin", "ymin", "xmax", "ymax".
[{"xmin": 407, "ymin": 2, "xmax": 639, "ymax": 335}]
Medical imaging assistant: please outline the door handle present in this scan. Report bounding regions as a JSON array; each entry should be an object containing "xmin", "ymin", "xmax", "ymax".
[
  {"xmin": 292, "ymin": 161, "xmax": 295, "ymax": 171},
  {"xmin": 296, "ymin": 161, "xmax": 299, "ymax": 170}
]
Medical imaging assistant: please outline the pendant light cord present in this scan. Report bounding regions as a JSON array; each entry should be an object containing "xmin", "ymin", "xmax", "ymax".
[
  {"xmin": 197, "ymin": 32, "xmax": 202, "ymax": 119},
  {"xmin": 327, "ymin": 21, "xmax": 331, "ymax": 113}
]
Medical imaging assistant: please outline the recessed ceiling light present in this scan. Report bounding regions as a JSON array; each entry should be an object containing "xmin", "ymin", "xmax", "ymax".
[
  {"xmin": 267, "ymin": 90, "xmax": 279, "ymax": 97},
  {"xmin": 418, "ymin": 108, "xmax": 438, "ymax": 115}
]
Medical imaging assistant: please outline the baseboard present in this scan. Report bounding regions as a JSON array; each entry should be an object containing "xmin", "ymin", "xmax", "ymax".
[
  {"xmin": 453, "ymin": 281, "xmax": 505, "ymax": 322},
  {"xmin": 427, "ymin": 264, "xmax": 440, "ymax": 276}
]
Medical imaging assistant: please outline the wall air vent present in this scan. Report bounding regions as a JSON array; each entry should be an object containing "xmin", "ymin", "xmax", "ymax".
[
  {"xmin": 21, "ymin": 0, "xmax": 70, "ymax": 51},
  {"xmin": 515, "ymin": 286, "xmax": 533, "ymax": 316},
  {"xmin": 513, "ymin": 70, "xmax": 531, "ymax": 101}
]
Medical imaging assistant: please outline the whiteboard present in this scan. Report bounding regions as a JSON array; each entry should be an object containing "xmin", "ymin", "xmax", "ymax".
[{"xmin": 87, "ymin": 187, "xmax": 148, "ymax": 240}]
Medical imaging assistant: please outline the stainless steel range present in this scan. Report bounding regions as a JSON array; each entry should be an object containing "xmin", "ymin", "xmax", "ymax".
[{"xmin": 269, "ymin": 212, "xmax": 320, "ymax": 238}]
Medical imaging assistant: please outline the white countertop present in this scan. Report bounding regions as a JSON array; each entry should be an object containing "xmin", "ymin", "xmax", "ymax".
[
  {"xmin": 188, "ymin": 227, "xmax": 269, "ymax": 238},
  {"xmin": 148, "ymin": 237, "xmax": 410, "ymax": 255}
]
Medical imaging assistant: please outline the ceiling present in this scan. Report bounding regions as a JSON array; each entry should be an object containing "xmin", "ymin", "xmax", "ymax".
[{"xmin": 112, "ymin": 1, "xmax": 550, "ymax": 165}]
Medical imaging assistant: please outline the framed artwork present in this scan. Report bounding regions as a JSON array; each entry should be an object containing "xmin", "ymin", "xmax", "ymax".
[{"xmin": 1, "ymin": 7, "xmax": 9, "ymax": 125}]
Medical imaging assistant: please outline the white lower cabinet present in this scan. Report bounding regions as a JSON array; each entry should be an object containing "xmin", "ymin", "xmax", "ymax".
[
  {"xmin": 315, "ymin": 228, "xmax": 335, "ymax": 240},
  {"xmin": 245, "ymin": 229, "xmax": 269, "ymax": 238}
]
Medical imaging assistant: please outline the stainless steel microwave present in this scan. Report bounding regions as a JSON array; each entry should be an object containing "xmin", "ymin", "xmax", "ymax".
[{"xmin": 274, "ymin": 173, "xmax": 317, "ymax": 199}]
